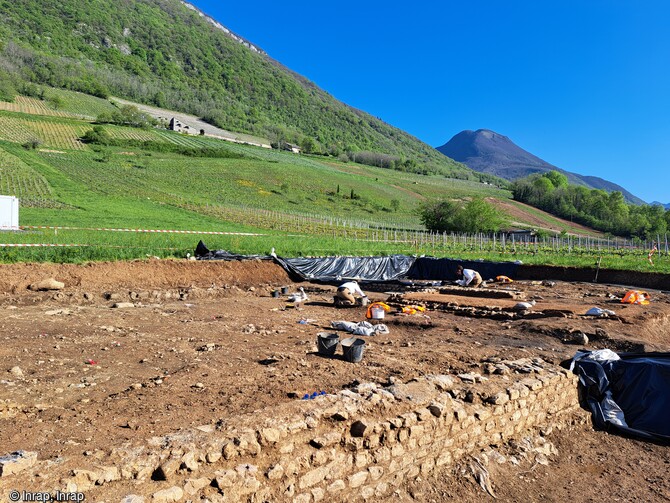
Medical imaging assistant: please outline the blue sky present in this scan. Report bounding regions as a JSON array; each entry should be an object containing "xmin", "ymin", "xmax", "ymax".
[{"xmin": 189, "ymin": 1, "xmax": 669, "ymax": 204}]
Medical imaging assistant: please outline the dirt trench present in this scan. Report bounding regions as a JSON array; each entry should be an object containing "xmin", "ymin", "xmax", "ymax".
[{"xmin": 1, "ymin": 259, "xmax": 669, "ymax": 501}]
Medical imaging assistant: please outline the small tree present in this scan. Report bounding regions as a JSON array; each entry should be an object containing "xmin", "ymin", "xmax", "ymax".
[
  {"xmin": 456, "ymin": 198, "xmax": 506, "ymax": 233},
  {"xmin": 419, "ymin": 200, "xmax": 459, "ymax": 232},
  {"xmin": 82, "ymin": 125, "xmax": 111, "ymax": 145},
  {"xmin": 47, "ymin": 95, "xmax": 64, "ymax": 109},
  {"xmin": 420, "ymin": 198, "xmax": 505, "ymax": 233},
  {"xmin": 22, "ymin": 138, "xmax": 42, "ymax": 150},
  {"xmin": 300, "ymin": 136, "xmax": 319, "ymax": 154},
  {"xmin": 390, "ymin": 199, "xmax": 400, "ymax": 212}
]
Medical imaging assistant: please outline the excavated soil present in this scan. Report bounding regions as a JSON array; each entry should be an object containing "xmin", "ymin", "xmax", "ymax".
[{"xmin": 2, "ymin": 258, "xmax": 670, "ymax": 501}]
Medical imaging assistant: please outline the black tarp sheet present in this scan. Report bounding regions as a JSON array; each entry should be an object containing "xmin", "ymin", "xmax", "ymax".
[
  {"xmin": 194, "ymin": 241, "xmax": 522, "ymax": 283},
  {"xmin": 408, "ymin": 257, "xmax": 520, "ymax": 281},
  {"xmin": 194, "ymin": 240, "xmax": 272, "ymax": 261},
  {"xmin": 272, "ymin": 255, "xmax": 521, "ymax": 283},
  {"xmin": 274, "ymin": 255, "xmax": 416, "ymax": 282},
  {"xmin": 569, "ymin": 350, "xmax": 670, "ymax": 443}
]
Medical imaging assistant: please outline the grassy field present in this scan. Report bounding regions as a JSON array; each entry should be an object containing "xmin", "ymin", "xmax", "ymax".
[{"xmin": 0, "ymin": 93, "xmax": 666, "ymax": 273}]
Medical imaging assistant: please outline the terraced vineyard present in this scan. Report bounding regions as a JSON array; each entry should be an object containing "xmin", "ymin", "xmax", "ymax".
[
  {"xmin": 0, "ymin": 91, "xmax": 120, "ymax": 119},
  {"xmin": 104, "ymin": 124, "xmax": 161, "ymax": 142},
  {"xmin": 50, "ymin": 89, "xmax": 118, "ymax": 118},
  {"xmin": 0, "ymin": 146, "xmax": 58, "ymax": 206},
  {"xmin": 0, "ymin": 112, "xmax": 89, "ymax": 149},
  {"xmin": 0, "ymin": 95, "xmax": 77, "ymax": 118}
]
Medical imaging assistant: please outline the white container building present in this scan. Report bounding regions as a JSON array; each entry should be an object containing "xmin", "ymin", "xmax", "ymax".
[{"xmin": 0, "ymin": 195, "xmax": 19, "ymax": 230}]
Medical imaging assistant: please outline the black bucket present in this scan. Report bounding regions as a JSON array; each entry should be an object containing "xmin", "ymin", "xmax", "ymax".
[
  {"xmin": 281, "ymin": 286, "xmax": 290, "ymax": 294},
  {"xmin": 341, "ymin": 337, "xmax": 366, "ymax": 363},
  {"xmin": 271, "ymin": 290, "xmax": 280, "ymax": 298},
  {"xmin": 317, "ymin": 332, "xmax": 340, "ymax": 356}
]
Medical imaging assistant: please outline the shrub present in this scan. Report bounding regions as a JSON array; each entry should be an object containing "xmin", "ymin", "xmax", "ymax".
[{"xmin": 420, "ymin": 197, "xmax": 506, "ymax": 233}]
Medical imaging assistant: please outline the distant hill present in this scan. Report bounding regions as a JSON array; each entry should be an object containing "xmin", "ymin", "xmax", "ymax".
[
  {"xmin": 0, "ymin": 0, "xmax": 490, "ymax": 181},
  {"xmin": 651, "ymin": 201, "xmax": 670, "ymax": 209},
  {"xmin": 436, "ymin": 129, "xmax": 645, "ymax": 205}
]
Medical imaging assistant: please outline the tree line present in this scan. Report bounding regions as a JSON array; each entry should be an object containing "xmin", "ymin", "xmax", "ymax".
[{"xmin": 511, "ymin": 171, "xmax": 668, "ymax": 239}]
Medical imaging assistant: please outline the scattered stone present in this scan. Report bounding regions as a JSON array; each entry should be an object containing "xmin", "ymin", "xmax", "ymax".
[
  {"xmin": 330, "ymin": 410, "xmax": 349, "ymax": 421},
  {"xmin": 45, "ymin": 308, "xmax": 71, "ymax": 316},
  {"xmin": 594, "ymin": 328, "xmax": 610, "ymax": 340},
  {"xmin": 310, "ymin": 432, "xmax": 341, "ymax": 449},
  {"xmin": 259, "ymin": 427, "xmax": 281, "ymax": 445},
  {"xmin": 350, "ymin": 420, "xmax": 368, "ymax": 437},
  {"xmin": 266, "ymin": 464, "xmax": 284, "ymax": 480},
  {"xmin": 95, "ymin": 466, "xmax": 120, "ymax": 484},
  {"xmin": 540, "ymin": 425, "xmax": 554, "ymax": 437},
  {"xmin": 28, "ymin": 278, "xmax": 64, "ymax": 291},
  {"xmin": 152, "ymin": 486, "xmax": 183, "ymax": 503},
  {"xmin": 9, "ymin": 366, "xmax": 23, "ymax": 378},
  {"xmin": 181, "ymin": 451, "xmax": 200, "ymax": 471},
  {"xmin": 242, "ymin": 324, "xmax": 256, "ymax": 334},
  {"xmin": 184, "ymin": 477, "xmax": 210, "ymax": 495},
  {"xmin": 0, "ymin": 450, "xmax": 38, "ymax": 476},
  {"xmin": 112, "ymin": 301, "xmax": 136, "ymax": 309},
  {"xmin": 457, "ymin": 373, "xmax": 488, "ymax": 384},
  {"xmin": 572, "ymin": 331, "xmax": 589, "ymax": 345},
  {"xmin": 428, "ymin": 403, "xmax": 443, "ymax": 418},
  {"xmin": 485, "ymin": 392, "xmax": 509, "ymax": 405},
  {"xmin": 425, "ymin": 374, "xmax": 457, "ymax": 391},
  {"xmin": 215, "ymin": 469, "xmax": 238, "ymax": 488},
  {"xmin": 120, "ymin": 495, "xmax": 145, "ymax": 503}
]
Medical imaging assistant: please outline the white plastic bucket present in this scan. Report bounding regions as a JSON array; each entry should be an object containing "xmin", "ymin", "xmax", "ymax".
[{"xmin": 370, "ymin": 306, "xmax": 385, "ymax": 320}]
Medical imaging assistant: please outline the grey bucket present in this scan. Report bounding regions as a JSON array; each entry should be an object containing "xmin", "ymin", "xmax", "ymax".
[
  {"xmin": 341, "ymin": 337, "xmax": 366, "ymax": 363},
  {"xmin": 281, "ymin": 286, "xmax": 290, "ymax": 294},
  {"xmin": 317, "ymin": 332, "xmax": 340, "ymax": 356}
]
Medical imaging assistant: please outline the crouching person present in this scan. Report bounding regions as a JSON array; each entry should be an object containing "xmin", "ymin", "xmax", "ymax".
[
  {"xmin": 455, "ymin": 265, "xmax": 483, "ymax": 288},
  {"xmin": 335, "ymin": 280, "xmax": 368, "ymax": 307}
]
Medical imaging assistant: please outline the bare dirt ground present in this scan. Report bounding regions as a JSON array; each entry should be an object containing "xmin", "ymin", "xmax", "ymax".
[{"xmin": 1, "ymin": 258, "xmax": 670, "ymax": 501}]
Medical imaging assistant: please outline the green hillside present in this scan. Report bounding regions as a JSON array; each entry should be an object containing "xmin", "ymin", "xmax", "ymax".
[
  {"xmin": 0, "ymin": 96, "xmax": 663, "ymax": 273},
  {"xmin": 0, "ymin": 93, "xmax": 616, "ymax": 240},
  {"xmin": 0, "ymin": 106, "xmax": 509, "ymax": 228},
  {"xmin": 0, "ymin": 0, "xmax": 502, "ymax": 184}
]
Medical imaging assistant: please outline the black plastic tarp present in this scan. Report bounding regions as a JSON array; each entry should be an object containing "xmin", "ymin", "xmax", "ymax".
[
  {"xmin": 194, "ymin": 240, "xmax": 272, "ymax": 261},
  {"xmin": 569, "ymin": 350, "xmax": 670, "ymax": 443},
  {"xmin": 195, "ymin": 241, "xmax": 524, "ymax": 283},
  {"xmin": 407, "ymin": 257, "xmax": 520, "ymax": 281},
  {"xmin": 273, "ymin": 255, "xmax": 416, "ymax": 282}
]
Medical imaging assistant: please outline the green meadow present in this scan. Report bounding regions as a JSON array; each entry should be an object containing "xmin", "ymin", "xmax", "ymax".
[{"xmin": 0, "ymin": 92, "xmax": 666, "ymax": 273}]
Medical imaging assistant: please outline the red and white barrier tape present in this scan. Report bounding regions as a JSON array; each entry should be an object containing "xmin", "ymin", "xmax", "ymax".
[
  {"xmin": 0, "ymin": 243, "xmax": 87, "ymax": 247},
  {"xmin": 20, "ymin": 225, "xmax": 265, "ymax": 236}
]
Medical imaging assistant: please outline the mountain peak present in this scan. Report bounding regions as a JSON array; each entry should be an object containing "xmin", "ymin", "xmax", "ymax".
[
  {"xmin": 474, "ymin": 128, "xmax": 505, "ymax": 138},
  {"xmin": 436, "ymin": 130, "xmax": 645, "ymax": 205}
]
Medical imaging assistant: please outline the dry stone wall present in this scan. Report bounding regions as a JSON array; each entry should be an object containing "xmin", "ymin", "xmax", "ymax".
[{"xmin": 1, "ymin": 359, "xmax": 581, "ymax": 502}]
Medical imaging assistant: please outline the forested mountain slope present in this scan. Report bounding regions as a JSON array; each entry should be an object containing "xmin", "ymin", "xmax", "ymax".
[{"xmin": 0, "ymin": 0, "xmax": 499, "ymax": 182}]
